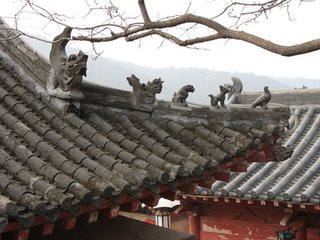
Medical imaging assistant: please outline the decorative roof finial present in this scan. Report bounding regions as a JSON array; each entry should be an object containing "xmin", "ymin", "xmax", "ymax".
[
  {"xmin": 209, "ymin": 85, "xmax": 230, "ymax": 108},
  {"xmin": 172, "ymin": 85, "xmax": 195, "ymax": 107},
  {"xmin": 224, "ymin": 76, "xmax": 243, "ymax": 104},
  {"xmin": 127, "ymin": 74, "xmax": 163, "ymax": 108},
  {"xmin": 47, "ymin": 27, "xmax": 88, "ymax": 99},
  {"xmin": 251, "ymin": 86, "xmax": 271, "ymax": 109}
]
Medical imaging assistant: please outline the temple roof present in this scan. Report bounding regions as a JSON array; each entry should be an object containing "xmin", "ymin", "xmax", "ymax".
[
  {"xmin": 195, "ymin": 105, "xmax": 320, "ymax": 206},
  {"xmin": 0, "ymin": 19, "xmax": 292, "ymax": 237}
]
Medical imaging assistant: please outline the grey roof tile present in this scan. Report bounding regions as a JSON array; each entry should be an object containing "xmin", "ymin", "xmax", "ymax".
[
  {"xmin": 117, "ymin": 150, "xmax": 137, "ymax": 163},
  {"xmin": 152, "ymin": 128, "xmax": 170, "ymax": 141},
  {"xmin": 120, "ymin": 138, "xmax": 139, "ymax": 152},
  {"xmin": 45, "ymin": 130, "xmax": 63, "ymax": 146},
  {"xmin": 164, "ymin": 137, "xmax": 183, "ymax": 151},
  {"xmin": 62, "ymin": 116, "xmax": 166, "ymax": 188},
  {"xmin": 115, "ymin": 117, "xmax": 202, "ymax": 177},
  {"xmin": 150, "ymin": 142, "xmax": 170, "ymax": 158},
  {"xmin": 91, "ymin": 133, "xmax": 110, "ymax": 148},
  {"xmin": 132, "ymin": 146, "xmax": 149, "ymax": 160},
  {"xmin": 0, "ymin": 195, "xmax": 18, "ymax": 218},
  {"xmin": 140, "ymin": 135, "xmax": 157, "ymax": 149},
  {"xmin": 41, "ymin": 107, "xmax": 57, "ymax": 123},
  {"xmin": 60, "ymin": 126, "xmax": 81, "ymax": 141},
  {"xmin": 0, "ymin": 87, "xmax": 11, "ymax": 101},
  {"xmin": 0, "ymin": 171, "xmax": 46, "ymax": 215},
  {"xmin": 196, "ymin": 126, "xmax": 243, "ymax": 156},
  {"xmin": 117, "ymin": 115, "xmax": 133, "ymax": 129},
  {"xmin": 67, "ymin": 147, "xmax": 87, "ymax": 163},
  {"xmin": 80, "ymin": 123, "xmax": 99, "ymax": 139},
  {"xmin": 12, "ymin": 122, "xmax": 31, "ymax": 137},
  {"xmin": 210, "ymin": 123, "xmax": 253, "ymax": 148},
  {"xmin": 51, "ymin": 116, "xmax": 68, "ymax": 130},
  {"xmin": 12, "ymin": 103, "xmax": 32, "ymax": 117},
  {"xmin": 104, "ymin": 141, "xmax": 124, "ymax": 157},
  {"xmin": 127, "ymin": 126, "xmax": 147, "ymax": 140},
  {"xmin": 1, "ymin": 112, "xmax": 19, "ymax": 129},
  {"xmin": 23, "ymin": 131, "xmax": 43, "ymax": 148},
  {"xmin": 74, "ymin": 135, "xmax": 93, "ymax": 150},
  {"xmin": 23, "ymin": 111, "xmax": 41, "ymax": 126},
  {"xmin": 108, "ymin": 130, "xmax": 126, "ymax": 143}
]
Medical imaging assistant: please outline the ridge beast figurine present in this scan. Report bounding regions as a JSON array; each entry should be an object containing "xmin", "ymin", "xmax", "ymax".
[
  {"xmin": 209, "ymin": 85, "xmax": 230, "ymax": 108},
  {"xmin": 251, "ymin": 86, "xmax": 272, "ymax": 109},
  {"xmin": 172, "ymin": 84, "xmax": 195, "ymax": 107},
  {"xmin": 47, "ymin": 27, "xmax": 88, "ymax": 99},
  {"xmin": 224, "ymin": 76, "xmax": 243, "ymax": 104},
  {"xmin": 127, "ymin": 74, "xmax": 163, "ymax": 107}
]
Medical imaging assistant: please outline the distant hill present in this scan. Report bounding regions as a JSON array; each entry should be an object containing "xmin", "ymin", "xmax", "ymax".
[
  {"xmin": 24, "ymin": 36, "xmax": 319, "ymax": 104},
  {"xmin": 275, "ymin": 77, "xmax": 320, "ymax": 90}
]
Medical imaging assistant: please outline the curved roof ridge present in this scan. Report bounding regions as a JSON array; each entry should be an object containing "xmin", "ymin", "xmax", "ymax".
[
  {"xmin": 285, "ymin": 107, "xmax": 315, "ymax": 147},
  {"xmin": 242, "ymin": 110, "xmax": 316, "ymax": 198},
  {"xmin": 199, "ymin": 105, "xmax": 320, "ymax": 205},
  {"xmin": 268, "ymin": 114, "xmax": 320, "ymax": 199},
  {"xmin": 220, "ymin": 163, "xmax": 261, "ymax": 196},
  {"xmin": 281, "ymin": 114, "xmax": 320, "ymax": 199},
  {"xmin": 250, "ymin": 109, "xmax": 317, "ymax": 199},
  {"xmin": 301, "ymin": 160, "xmax": 320, "ymax": 202}
]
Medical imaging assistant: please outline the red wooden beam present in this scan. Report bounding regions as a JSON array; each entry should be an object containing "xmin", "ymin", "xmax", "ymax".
[
  {"xmin": 198, "ymin": 179, "xmax": 215, "ymax": 189},
  {"xmin": 42, "ymin": 222, "xmax": 55, "ymax": 236},
  {"xmin": 160, "ymin": 190, "xmax": 177, "ymax": 201},
  {"xmin": 280, "ymin": 209, "xmax": 294, "ymax": 226},
  {"xmin": 60, "ymin": 216, "xmax": 77, "ymax": 230},
  {"xmin": 88, "ymin": 211, "xmax": 99, "ymax": 224},
  {"xmin": 119, "ymin": 201, "xmax": 141, "ymax": 213},
  {"xmin": 10, "ymin": 228, "xmax": 30, "ymax": 240},
  {"xmin": 140, "ymin": 195, "xmax": 160, "ymax": 207},
  {"xmin": 105, "ymin": 206, "xmax": 120, "ymax": 219},
  {"xmin": 262, "ymin": 144, "xmax": 275, "ymax": 161},
  {"xmin": 230, "ymin": 161, "xmax": 248, "ymax": 172},
  {"xmin": 178, "ymin": 183, "xmax": 198, "ymax": 194},
  {"xmin": 213, "ymin": 170, "xmax": 230, "ymax": 181},
  {"xmin": 189, "ymin": 211, "xmax": 200, "ymax": 240},
  {"xmin": 247, "ymin": 150, "xmax": 266, "ymax": 162}
]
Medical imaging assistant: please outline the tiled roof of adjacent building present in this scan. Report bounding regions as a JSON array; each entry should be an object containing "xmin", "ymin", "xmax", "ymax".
[
  {"xmin": 0, "ymin": 19, "xmax": 292, "ymax": 237},
  {"xmin": 194, "ymin": 103, "xmax": 320, "ymax": 206}
]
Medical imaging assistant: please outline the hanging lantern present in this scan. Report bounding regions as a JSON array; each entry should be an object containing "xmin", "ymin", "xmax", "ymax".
[
  {"xmin": 153, "ymin": 198, "xmax": 180, "ymax": 229},
  {"xmin": 155, "ymin": 209, "xmax": 171, "ymax": 228}
]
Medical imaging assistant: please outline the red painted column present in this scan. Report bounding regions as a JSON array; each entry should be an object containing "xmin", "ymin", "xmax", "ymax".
[{"xmin": 189, "ymin": 211, "xmax": 200, "ymax": 240}]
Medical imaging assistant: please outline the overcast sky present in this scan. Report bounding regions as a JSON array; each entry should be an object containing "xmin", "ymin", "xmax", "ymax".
[{"xmin": 1, "ymin": 0, "xmax": 320, "ymax": 79}]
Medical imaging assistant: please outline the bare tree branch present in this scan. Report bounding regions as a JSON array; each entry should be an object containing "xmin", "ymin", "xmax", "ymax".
[
  {"xmin": 138, "ymin": 0, "xmax": 151, "ymax": 24},
  {"xmin": 1, "ymin": 0, "xmax": 319, "ymax": 57}
]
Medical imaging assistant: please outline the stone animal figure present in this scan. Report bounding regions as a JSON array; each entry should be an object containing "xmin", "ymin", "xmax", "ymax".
[
  {"xmin": 127, "ymin": 74, "xmax": 163, "ymax": 106},
  {"xmin": 224, "ymin": 76, "xmax": 243, "ymax": 104},
  {"xmin": 47, "ymin": 27, "xmax": 88, "ymax": 98},
  {"xmin": 172, "ymin": 85, "xmax": 195, "ymax": 106},
  {"xmin": 209, "ymin": 85, "xmax": 230, "ymax": 108},
  {"xmin": 251, "ymin": 86, "xmax": 271, "ymax": 109},
  {"xmin": 272, "ymin": 144, "xmax": 294, "ymax": 162}
]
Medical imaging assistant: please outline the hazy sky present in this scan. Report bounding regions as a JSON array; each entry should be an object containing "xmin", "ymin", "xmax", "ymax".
[{"xmin": 1, "ymin": 0, "xmax": 320, "ymax": 79}]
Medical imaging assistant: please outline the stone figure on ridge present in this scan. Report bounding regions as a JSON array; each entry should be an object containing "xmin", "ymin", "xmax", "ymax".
[
  {"xmin": 47, "ymin": 27, "xmax": 88, "ymax": 99},
  {"xmin": 172, "ymin": 85, "xmax": 195, "ymax": 107},
  {"xmin": 224, "ymin": 76, "xmax": 243, "ymax": 104},
  {"xmin": 127, "ymin": 74, "xmax": 163, "ymax": 107},
  {"xmin": 251, "ymin": 86, "xmax": 272, "ymax": 109},
  {"xmin": 209, "ymin": 85, "xmax": 230, "ymax": 108}
]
